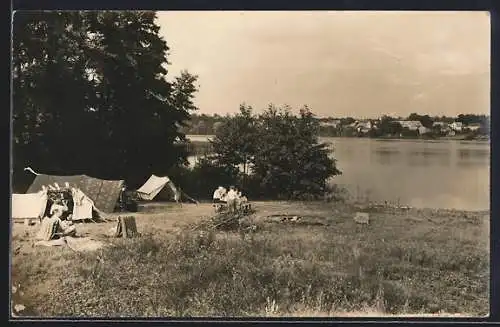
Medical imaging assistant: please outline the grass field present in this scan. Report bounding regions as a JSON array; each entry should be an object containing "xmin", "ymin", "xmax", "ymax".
[{"xmin": 10, "ymin": 201, "xmax": 489, "ymax": 317}]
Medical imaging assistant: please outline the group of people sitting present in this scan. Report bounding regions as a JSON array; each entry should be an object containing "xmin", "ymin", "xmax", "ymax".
[{"xmin": 212, "ymin": 185, "xmax": 250, "ymax": 213}]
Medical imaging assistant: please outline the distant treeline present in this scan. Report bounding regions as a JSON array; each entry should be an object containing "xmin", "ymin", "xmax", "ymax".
[{"xmin": 183, "ymin": 113, "xmax": 490, "ymax": 140}]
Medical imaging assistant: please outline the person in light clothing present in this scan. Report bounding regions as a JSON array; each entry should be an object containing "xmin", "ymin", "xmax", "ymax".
[
  {"xmin": 225, "ymin": 186, "xmax": 239, "ymax": 213},
  {"xmin": 37, "ymin": 202, "xmax": 76, "ymax": 240},
  {"xmin": 213, "ymin": 186, "xmax": 225, "ymax": 203},
  {"xmin": 220, "ymin": 187, "xmax": 228, "ymax": 202}
]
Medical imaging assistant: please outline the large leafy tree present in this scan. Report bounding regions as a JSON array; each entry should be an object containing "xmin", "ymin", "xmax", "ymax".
[
  {"xmin": 375, "ymin": 115, "xmax": 403, "ymax": 137},
  {"xmin": 12, "ymin": 11, "xmax": 198, "ymax": 187},
  {"xmin": 210, "ymin": 104, "xmax": 258, "ymax": 175},
  {"xmin": 13, "ymin": 12, "xmax": 93, "ymax": 173},
  {"xmin": 250, "ymin": 105, "xmax": 340, "ymax": 199},
  {"xmin": 407, "ymin": 113, "xmax": 434, "ymax": 128}
]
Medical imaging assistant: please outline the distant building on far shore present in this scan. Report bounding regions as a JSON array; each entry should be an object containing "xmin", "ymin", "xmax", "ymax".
[
  {"xmin": 319, "ymin": 120, "xmax": 341, "ymax": 128},
  {"xmin": 433, "ymin": 121, "xmax": 448, "ymax": 128},
  {"xmin": 397, "ymin": 120, "xmax": 422, "ymax": 131},
  {"xmin": 450, "ymin": 121, "xmax": 464, "ymax": 132},
  {"xmin": 465, "ymin": 123, "xmax": 481, "ymax": 132},
  {"xmin": 433, "ymin": 121, "xmax": 451, "ymax": 134}
]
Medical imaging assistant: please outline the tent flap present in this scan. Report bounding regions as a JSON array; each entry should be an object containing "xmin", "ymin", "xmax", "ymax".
[{"xmin": 71, "ymin": 188, "xmax": 95, "ymax": 221}]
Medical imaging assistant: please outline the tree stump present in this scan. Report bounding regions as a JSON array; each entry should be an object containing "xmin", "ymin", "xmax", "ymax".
[{"xmin": 115, "ymin": 216, "xmax": 139, "ymax": 238}]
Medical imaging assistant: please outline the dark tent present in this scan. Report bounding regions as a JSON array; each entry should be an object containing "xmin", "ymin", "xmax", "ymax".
[{"xmin": 27, "ymin": 174, "xmax": 124, "ymax": 213}]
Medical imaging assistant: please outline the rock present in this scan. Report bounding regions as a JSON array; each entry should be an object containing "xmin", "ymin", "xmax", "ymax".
[
  {"xmin": 12, "ymin": 286, "xmax": 17, "ymax": 294},
  {"xmin": 14, "ymin": 304, "xmax": 25, "ymax": 313},
  {"xmin": 354, "ymin": 212, "xmax": 370, "ymax": 225}
]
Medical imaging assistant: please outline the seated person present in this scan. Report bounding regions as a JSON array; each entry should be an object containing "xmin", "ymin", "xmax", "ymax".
[
  {"xmin": 226, "ymin": 186, "xmax": 239, "ymax": 213},
  {"xmin": 49, "ymin": 202, "xmax": 77, "ymax": 237},
  {"xmin": 213, "ymin": 186, "xmax": 226, "ymax": 204},
  {"xmin": 237, "ymin": 191, "xmax": 250, "ymax": 211},
  {"xmin": 36, "ymin": 203, "xmax": 76, "ymax": 241}
]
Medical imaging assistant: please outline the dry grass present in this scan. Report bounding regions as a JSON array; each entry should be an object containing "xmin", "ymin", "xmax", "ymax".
[{"xmin": 10, "ymin": 201, "xmax": 489, "ymax": 318}]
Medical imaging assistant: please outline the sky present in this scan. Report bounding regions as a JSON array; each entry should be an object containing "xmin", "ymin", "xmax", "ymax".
[{"xmin": 157, "ymin": 11, "xmax": 490, "ymax": 118}]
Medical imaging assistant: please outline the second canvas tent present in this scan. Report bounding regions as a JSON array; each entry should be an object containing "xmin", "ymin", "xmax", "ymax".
[{"xmin": 136, "ymin": 175, "xmax": 179, "ymax": 201}]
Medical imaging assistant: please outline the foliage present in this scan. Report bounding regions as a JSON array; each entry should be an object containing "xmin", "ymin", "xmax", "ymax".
[
  {"xmin": 455, "ymin": 114, "xmax": 489, "ymax": 127},
  {"xmin": 208, "ymin": 104, "xmax": 341, "ymax": 200},
  {"xmin": 210, "ymin": 104, "xmax": 258, "ymax": 173},
  {"xmin": 250, "ymin": 105, "xmax": 340, "ymax": 199},
  {"xmin": 168, "ymin": 157, "xmax": 240, "ymax": 199},
  {"xmin": 407, "ymin": 113, "xmax": 433, "ymax": 128},
  {"xmin": 12, "ymin": 11, "xmax": 198, "ymax": 186},
  {"xmin": 185, "ymin": 113, "xmax": 490, "ymax": 141},
  {"xmin": 372, "ymin": 116, "xmax": 403, "ymax": 137}
]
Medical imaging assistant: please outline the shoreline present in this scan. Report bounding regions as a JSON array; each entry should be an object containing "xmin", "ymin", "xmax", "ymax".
[{"xmin": 185, "ymin": 134, "xmax": 490, "ymax": 143}]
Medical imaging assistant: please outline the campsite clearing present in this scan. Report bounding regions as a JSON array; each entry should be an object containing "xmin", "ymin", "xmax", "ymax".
[{"xmin": 10, "ymin": 201, "xmax": 489, "ymax": 317}]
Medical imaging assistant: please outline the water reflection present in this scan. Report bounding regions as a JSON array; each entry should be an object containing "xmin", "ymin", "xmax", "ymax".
[
  {"xmin": 371, "ymin": 147, "xmax": 401, "ymax": 165},
  {"xmin": 457, "ymin": 160, "xmax": 490, "ymax": 168},
  {"xmin": 457, "ymin": 148, "xmax": 490, "ymax": 159},
  {"xmin": 326, "ymin": 138, "xmax": 490, "ymax": 210},
  {"xmin": 406, "ymin": 148, "xmax": 451, "ymax": 167}
]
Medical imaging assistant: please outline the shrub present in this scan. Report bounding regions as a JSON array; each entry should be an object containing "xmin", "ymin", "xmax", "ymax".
[{"xmin": 203, "ymin": 104, "xmax": 342, "ymax": 200}]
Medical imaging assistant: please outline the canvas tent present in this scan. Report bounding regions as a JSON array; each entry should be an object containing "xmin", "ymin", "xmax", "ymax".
[
  {"xmin": 11, "ymin": 192, "xmax": 48, "ymax": 220},
  {"xmin": 27, "ymin": 174, "xmax": 124, "ymax": 213},
  {"xmin": 12, "ymin": 189, "xmax": 99, "ymax": 222},
  {"xmin": 136, "ymin": 175, "xmax": 178, "ymax": 201}
]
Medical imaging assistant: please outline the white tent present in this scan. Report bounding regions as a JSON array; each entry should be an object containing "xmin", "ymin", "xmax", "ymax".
[
  {"xmin": 136, "ymin": 175, "xmax": 178, "ymax": 201},
  {"xmin": 12, "ymin": 191, "xmax": 48, "ymax": 220},
  {"xmin": 12, "ymin": 188, "xmax": 102, "ymax": 222}
]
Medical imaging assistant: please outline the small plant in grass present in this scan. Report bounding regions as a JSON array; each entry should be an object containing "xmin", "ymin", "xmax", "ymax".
[{"xmin": 265, "ymin": 297, "xmax": 279, "ymax": 315}]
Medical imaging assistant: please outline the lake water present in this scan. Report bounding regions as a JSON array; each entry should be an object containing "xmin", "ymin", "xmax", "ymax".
[{"xmin": 187, "ymin": 135, "xmax": 490, "ymax": 211}]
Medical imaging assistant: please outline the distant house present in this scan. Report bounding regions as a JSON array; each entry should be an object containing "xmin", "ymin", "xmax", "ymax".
[
  {"xmin": 357, "ymin": 120, "xmax": 373, "ymax": 130},
  {"xmin": 450, "ymin": 121, "xmax": 463, "ymax": 132},
  {"xmin": 397, "ymin": 120, "xmax": 422, "ymax": 131},
  {"xmin": 432, "ymin": 121, "xmax": 450, "ymax": 134},
  {"xmin": 319, "ymin": 120, "xmax": 341, "ymax": 128},
  {"xmin": 465, "ymin": 123, "xmax": 481, "ymax": 132},
  {"xmin": 353, "ymin": 120, "xmax": 373, "ymax": 134},
  {"xmin": 433, "ymin": 121, "xmax": 448, "ymax": 128}
]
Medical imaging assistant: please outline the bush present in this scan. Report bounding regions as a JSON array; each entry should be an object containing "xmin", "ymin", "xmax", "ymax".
[
  {"xmin": 207, "ymin": 104, "xmax": 341, "ymax": 200},
  {"xmin": 168, "ymin": 157, "xmax": 239, "ymax": 200}
]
